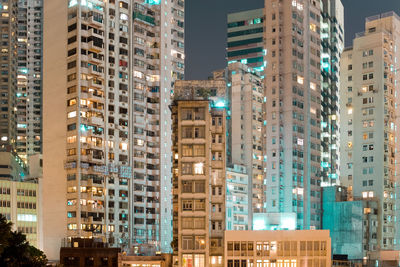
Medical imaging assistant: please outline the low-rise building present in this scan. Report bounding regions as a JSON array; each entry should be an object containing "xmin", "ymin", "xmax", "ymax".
[
  {"xmin": 60, "ymin": 238, "xmax": 120, "ymax": 267},
  {"xmin": 119, "ymin": 254, "xmax": 172, "ymax": 267},
  {"xmin": 225, "ymin": 230, "xmax": 331, "ymax": 267},
  {"xmin": 322, "ymin": 186, "xmax": 378, "ymax": 261},
  {"xmin": 0, "ymin": 151, "xmax": 39, "ymax": 247}
]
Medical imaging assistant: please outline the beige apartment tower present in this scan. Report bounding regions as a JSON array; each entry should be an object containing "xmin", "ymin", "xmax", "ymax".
[
  {"xmin": 171, "ymin": 98, "xmax": 226, "ymax": 267},
  {"xmin": 43, "ymin": 0, "xmax": 184, "ymax": 260},
  {"xmin": 340, "ymin": 12, "xmax": 400, "ymax": 250},
  {"xmin": 227, "ymin": 62, "xmax": 265, "ymax": 224},
  {"xmin": 264, "ymin": 0, "xmax": 323, "ymax": 229}
]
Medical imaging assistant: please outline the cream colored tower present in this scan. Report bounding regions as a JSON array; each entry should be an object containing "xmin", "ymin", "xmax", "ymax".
[
  {"xmin": 264, "ymin": 0, "xmax": 323, "ymax": 229},
  {"xmin": 340, "ymin": 12, "xmax": 400, "ymax": 250},
  {"xmin": 43, "ymin": 0, "xmax": 184, "ymax": 260}
]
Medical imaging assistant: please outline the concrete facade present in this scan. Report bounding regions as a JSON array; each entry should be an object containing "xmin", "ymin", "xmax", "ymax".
[
  {"xmin": 171, "ymin": 99, "xmax": 226, "ymax": 267},
  {"xmin": 43, "ymin": 0, "xmax": 184, "ymax": 260},
  {"xmin": 225, "ymin": 230, "xmax": 331, "ymax": 267},
  {"xmin": 340, "ymin": 12, "xmax": 400, "ymax": 250},
  {"xmin": 16, "ymin": 0, "xmax": 43, "ymax": 160},
  {"xmin": 264, "ymin": 0, "xmax": 323, "ymax": 230},
  {"xmin": 226, "ymin": 164, "xmax": 249, "ymax": 230}
]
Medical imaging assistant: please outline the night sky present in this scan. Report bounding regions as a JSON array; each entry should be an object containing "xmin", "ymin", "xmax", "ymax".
[{"xmin": 184, "ymin": 0, "xmax": 400, "ymax": 80}]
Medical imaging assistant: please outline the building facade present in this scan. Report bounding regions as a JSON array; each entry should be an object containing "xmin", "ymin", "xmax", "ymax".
[
  {"xmin": 16, "ymin": 0, "xmax": 43, "ymax": 161},
  {"xmin": 0, "ymin": 151, "xmax": 39, "ymax": 248},
  {"xmin": 225, "ymin": 230, "xmax": 331, "ymax": 267},
  {"xmin": 264, "ymin": 0, "xmax": 323, "ymax": 230},
  {"xmin": 227, "ymin": 62, "xmax": 265, "ymax": 224},
  {"xmin": 43, "ymin": 0, "xmax": 184, "ymax": 260},
  {"xmin": 340, "ymin": 12, "xmax": 400, "ymax": 250},
  {"xmin": 171, "ymin": 99, "xmax": 226, "ymax": 267},
  {"xmin": 0, "ymin": 0, "xmax": 17, "ymax": 151},
  {"xmin": 322, "ymin": 186, "xmax": 378, "ymax": 260},
  {"xmin": 227, "ymin": 8, "xmax": 265, "ymax": 72},
  {"xmin": 319, "ymin": 0, "xmax": 343, "ymax": 186},
  {"xmin": 226, "ymin": 164, "xmax": 249, "ymax": 231}
]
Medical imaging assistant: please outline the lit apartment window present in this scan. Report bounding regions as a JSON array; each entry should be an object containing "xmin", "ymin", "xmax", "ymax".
[
  {"xmin": 297, "ymin": 75, "xmax": 304, "ymax": 85},
  {"xmin": 194, "ymin": 163, "xmax": 204, "ymax": 175}
]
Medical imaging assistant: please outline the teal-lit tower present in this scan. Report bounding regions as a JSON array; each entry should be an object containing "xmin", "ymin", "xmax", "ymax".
[{"xmin": 227, "ymin": 8, "xmax": 265, "ymax": 72}]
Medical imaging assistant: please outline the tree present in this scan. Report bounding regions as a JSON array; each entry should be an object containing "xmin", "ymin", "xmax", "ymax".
[
  {"xmin": 0, "ymin": 214, "xmax": 12, "ymax": 255},
  {"xmin": 0, "ymin": 214, "xmax": 47, "ymax": 266}
]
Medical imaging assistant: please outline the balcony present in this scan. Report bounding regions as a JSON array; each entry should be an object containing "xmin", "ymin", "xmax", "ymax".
[
  {"xmin": 87, "ymin": 91, "xmax": 104, "ymax": 102},
  {"xmin": 89, "ymin": 28, "xmax": 103, "ymax": 39},
  {"xmin": 88, "ymin": 17, "xmax": 103, "ymax": 28},
  {"xmin": 88, "ymin": 79, "xmax": 103, "ymax": 89},
  {"xmin": 88, "ymin": 53, "xmax": 103, "ymax": 65},
  {"xmin": 88, "ymin": 65, "xmax": 103, "ymax": 77},
  {"xmin": 88, "ymin": 41, "xmax": 103, "ymax": 53},
  {"xmin": 89, "ymin": 116, "xmax": 104, "ymax": 125}
]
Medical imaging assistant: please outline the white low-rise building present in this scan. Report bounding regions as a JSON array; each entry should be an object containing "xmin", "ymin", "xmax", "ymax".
[{"xmin": 224, "ymin": 230, "xmax": 331, "ymax": 267}]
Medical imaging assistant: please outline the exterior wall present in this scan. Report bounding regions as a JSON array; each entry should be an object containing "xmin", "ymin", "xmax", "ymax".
[
  {"xmin": 172, "ymin": 100, "xmax": 226, "ymax": 267},
  {"xmin": 0, "ymin": 179, "xmax": 39, "ymax": 248},
  {"xmin": 226, "ymin": 165, "xmax": 249, "ymax": 230},
  {"xmin": 227, "ymin": 9, "xmax": 265, "ymax": 72},
  {"xmin": 43, "ymin": 0, "xmax": 68, "ymax": 260},
  {"xmin": 322, "ymin": 186, "xmax": 363, "ymax": 260},
  {"xmin": 228, "ymin": 62, "xmax": 264, "ymax": 222},
  {"xmin": 43, "ymin": 0, "xmax": 184, "ymax": 260},
  {"xmin": 60, "ymin": 247, "xmax": 120, "ymax": 267},
  {"xmin": 119, "ymin": 254, "xmax": 172, "ymax": 267},
  {"xmin": 0, "ymin": 0, "xmax": 17, "ymax": 150},
  {"xmin": 340, "ymin": 12, "xmax": 400, "ymax": 250},
  {"xmin": 264, "ymin": 0, "xmax": 323, "ymax": 230},
  {"xmin": 16, "ymin": 0, "xmax": 43, "ymax": 160},
  {"xmin": 320, "ymin": 0, "xmax": 343, "ymax": 186},
  {"xmin": 225, "ymin": 230, "xmax": 331, "ymax": 267}
]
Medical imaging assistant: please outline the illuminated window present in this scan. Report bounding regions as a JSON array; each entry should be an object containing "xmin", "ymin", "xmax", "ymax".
[
  {"xmin": 67, "ymin": 136, "xmax": 77, "ymax": 143},
  {"xmin": 120, "ymin": 13, "xmax": 128, "ymax": 20},
  {"xmin": 297, "ymin": 76, "xmax": 304, "ymax": 85},
  {"xmin": 67, "ymin": 111, "xmax": 76, "ymax": 118},
  {"xmin": 310, "ymin": 23, "xmax": 317, "ymax": 32},
  {"xmin": 120, "ymin": 142, "xmax": 128, "ymax": 151},
  {"xmin": 194, "ymin": 163, "xmax": 204, "ymax": 175},
  {"xmin": 347, "ymin": 142, "xmax": 352, "ymax": 148}
]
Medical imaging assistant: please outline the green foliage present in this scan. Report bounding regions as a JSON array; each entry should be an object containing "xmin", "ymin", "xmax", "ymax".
[{"xmin": 0, "ymin": 214, "xmax": 47, "ymax": 267}]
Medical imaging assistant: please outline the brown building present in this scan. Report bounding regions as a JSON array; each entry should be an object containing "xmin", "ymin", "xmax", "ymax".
[
  {"xmin": 60, "ymin": 238, "xmax": 120, "ymax": 267},
  {"xmin": 171, "ymin": 96, "xmax": 227, "ymax": 267}
]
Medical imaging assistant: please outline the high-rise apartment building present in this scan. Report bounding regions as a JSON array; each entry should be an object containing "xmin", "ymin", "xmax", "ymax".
[
  {"xmin": 177, "ymin": 63, "xmax": 265, "ymax": 228},
  {"xmin": 227, "ymin": 9, "xmax": 265, "ymax": 72},
  {"xmin": 227, "ymin": 62, "xmax": 264, "ymax": 224},
  {"xmin": 264, "ymin": 0, "xmax": 323, "ymax": 229},
  {"xmin": 320, "ymin": 0, "xmax": 343, "ymax": 186},
  {"xmin": 340, "ymin": 12, "xmax": 400, "ymax": 250},
  {"xmin": 171, "ymin": 98, "xmax": 226, "ymax": 267},
  {"xmin": 0, "ymin": 0, "xmax": 17, "ymax": 150},
  {"xmin": 16, "ymin": 0, "xmax": 43, "ymax": 161},
  {"xmin": 43, "ymin": 0, "xmax": 184, "ymax": 260}
]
